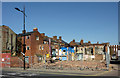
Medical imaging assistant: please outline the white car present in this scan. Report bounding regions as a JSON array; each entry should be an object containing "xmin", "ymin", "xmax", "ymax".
[{"xmin": 111, "ymin": 54, "xmax": 117, "ymax": 60}]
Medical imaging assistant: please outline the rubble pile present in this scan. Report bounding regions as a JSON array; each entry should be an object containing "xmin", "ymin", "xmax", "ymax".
[{"xmin": 32, "ymin": 60, "xmax": 108, "ymax": 71}]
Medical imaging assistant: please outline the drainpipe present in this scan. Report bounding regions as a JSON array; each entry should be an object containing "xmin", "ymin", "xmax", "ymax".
[{"xmin": 67, "ymin": 47, "xmax": 69, "ymax": 61}]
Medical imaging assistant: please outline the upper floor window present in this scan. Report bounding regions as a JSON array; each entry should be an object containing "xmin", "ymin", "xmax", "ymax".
[
  {"xmin": 54, "ymin": 43, "xmax": 57, "ymax": 45},
  {"xmin": 36, "ymin": 36, "xmax": 39, "ymax": 40},
  {"xmin": 39, "ymin": 46, "xmax": 41, "ymax": 50},
  {"xmin": 26, "ymin": 36, "xmax": 29, "ymax": 39},
  {"xmin": 81, "ymin": 48, "xmax": 83, "ymax": 51},
  {"xmin": 26, "ymin": 46, "xmax": 30, "ymax": 50},
  {"xmin": 63, "ymin": 50, "xmax": 66, "ymax": 52},
  {"xmin": 42, "ymin": 46, "xmax": 44, "ymax": 50},
  {"xmin": 43, "ymin": 41, "xmax": 46, "ymax": 44}
]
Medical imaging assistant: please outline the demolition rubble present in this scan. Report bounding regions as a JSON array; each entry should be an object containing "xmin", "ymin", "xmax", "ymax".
[{"xmin": 32, "ymin": 60, "xmax": 113, "ymax": 71}]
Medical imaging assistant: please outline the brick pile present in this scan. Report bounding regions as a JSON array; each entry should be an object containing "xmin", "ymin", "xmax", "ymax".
[
  {"xmin": 32, "ymin": 60, "xmax": 108, "ymax": 71},
  {"xmin": 10, "ymin": 56, "xmax": 28, "ymax": 68}
]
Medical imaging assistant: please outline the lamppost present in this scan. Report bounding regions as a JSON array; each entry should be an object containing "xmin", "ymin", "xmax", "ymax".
[{"xmin": 15, "ymin": 6, "xmax": 27, "ymax": 70}]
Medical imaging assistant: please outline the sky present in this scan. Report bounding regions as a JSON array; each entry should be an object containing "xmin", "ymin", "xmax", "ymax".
[{"xmin": 2, "ymin": 2, "xmax": 118, "ymax": 45}]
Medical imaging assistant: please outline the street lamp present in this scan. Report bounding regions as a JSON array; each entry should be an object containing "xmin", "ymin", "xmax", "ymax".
[{"xmin": 15, "ymin": 6, "xmax": 27, "ymax": 70}]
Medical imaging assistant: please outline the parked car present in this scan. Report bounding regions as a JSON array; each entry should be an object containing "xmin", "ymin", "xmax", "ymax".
[{"xmin": 111, "ymin": 54, "xmax": 118, "ymax": 60}]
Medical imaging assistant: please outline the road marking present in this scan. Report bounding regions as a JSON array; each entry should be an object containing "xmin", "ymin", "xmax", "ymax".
[
  {"xmin": 0, "ymin": 75, "xmax": 7, "ymax": 77},
  {"xmin": 7, "ymin": 73, "xmax": 17, "ymax": 75}
]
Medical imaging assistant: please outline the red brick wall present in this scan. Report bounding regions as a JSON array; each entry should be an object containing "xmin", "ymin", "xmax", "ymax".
[
  {"xmin": 69, "ymin": 41, "xmax": 77, "ymax": 46},
  {"xmin": 20, "ymin": 31, "xmax": 44, "ymax": 65},
  {"xmin": 95, "ymin": 55, "xmax": 103, "ymax": 60},
  {"xmin": 10, "ymin": 56, "xmax": 29, "ymax": 68},
  {"xmin": 1, "ymin": 53, "xmax": 11, "ymax": 68},
  {"xmin": 39, "ymin": 44, "xmax": 49, "ymax": 55}
]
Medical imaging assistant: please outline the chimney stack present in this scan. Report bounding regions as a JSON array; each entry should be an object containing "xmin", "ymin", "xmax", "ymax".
[
  {"xmin": 59, "ymin": 36, "xmax": 62, "ymax": 40},
  {"xmin": 97, "ymin": 41, "xmax": 99, "ymax": 44},
  {"xmin": 41, "ymin": 33, "xmax": 45, "ymax": 37},
  {"xmin": 33, "ymin": 28, "xmax": 38, "ymax": 31},
  {"xmin": 53, "ymin": 36, "xmax": 57, "ymax": 40},
  {"xmin": 88, "ymin": 41, "xmax": 91, "ymax": 44},
  {"xmin": 73, "ymin": 39, "xmax": 75, "ymax": 42},
  {"xmin": 80, "ymin": 39, "xmax": 83, "ymax": 45},
  {"xmin": 22, "ymin": 30, "xmax": 26, "ymax": 34}
]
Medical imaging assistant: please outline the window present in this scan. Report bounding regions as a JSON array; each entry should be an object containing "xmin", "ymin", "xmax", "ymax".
[
  {"xmin": 54, "ymin": 43, "xmax": 57, "ymax": 45},
  {"xmin": 7, "ymin": 47, "xmax": 9, "ymax": 50},
  {"xmin": 36, "ymin": 36, "xmax": 39, "ymax": 40},
  {"xmin": 81, "ymin": 48, "xmax": 83, "ymax": 51},
  {"xmin": 63, "ymin": 50, "xmax": 66, "ymax": 52},
  {"xmin": 85, "ymin": 48, "xmax": 87, "ymax": 54},
  {"xmin": 26, "ymin": 36, "xmax": 29, "ymax": 39},
  {"xmin": 26, "ymin": 46, "xmax": 30, "ymax": 50},
  {"xmin": 44, "ymin": 41, "xmax": 46, "ymax": 44},
  {"xmin": 91, "ymin": 48, "xmax": 93, "ymax": 55},
  {"xmin": 42, "ymin": 46, "xmax": 44, "ymax": 50},
  {"xmin": 39, "ymin": 46, "xmax": 41, "ymax": 50}
]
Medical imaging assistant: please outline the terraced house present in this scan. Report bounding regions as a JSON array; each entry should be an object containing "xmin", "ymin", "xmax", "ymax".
[
  {"xmin": 17, "ymin": 28, "xmax": 44, "ymax": 66},
  {"xmin": 0, "ymin": 25, "xmax": 111, "ymax": 68},
  {"xmin": 17, "ymin": 27, "xmax": 69, "ymax": 66},
  {"xmin": 69, "ymin": 39, "xmax": 109, "ymax": 61},
  {"xmin": 39, "ymin": 34, "xmax": 69, "ymax": 61}
]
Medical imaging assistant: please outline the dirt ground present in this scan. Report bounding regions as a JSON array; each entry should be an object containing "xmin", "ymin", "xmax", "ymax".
[{"xmin": 32, "ymin": 60, "xmax": 112, "ymax": 71}]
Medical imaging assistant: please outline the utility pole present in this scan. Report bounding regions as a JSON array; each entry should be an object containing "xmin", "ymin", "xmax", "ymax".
[
  {"xmin": 15, "ymin": 5, "xmax": 27, "ymax": 70},
  {"xmin": 49, "ymin": 38, "xmax": 51, "ymax": 60}
]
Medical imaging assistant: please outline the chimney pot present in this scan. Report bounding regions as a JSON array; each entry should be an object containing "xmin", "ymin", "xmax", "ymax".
[
  {"xmin": 80, "ymin": 39, "xmax": 83, "ymax": 45},
  {"xmin": 41, "ymin": 33, "xmax": 45, "ymax": 37},
  {"xmin": 53, "ymin": 36, "xmax": 57, "ymax": 40},
  {"xmin": 22, "ymin": 30, "xmax": 26, "ymax": 34},
  {"xmin": 59, "ymin": 36, "xmax": 62, "ymax": 40},
  {"xmin": 33, "ymin": 28, "xmax": 38, "ymax": 31},
  {"xmin": 88, "ymin": 41, "xmax": 91, "ymax": 44},
  {"xmin": 97, "ymin": 41, "xmax": 99, "ymax": 44}
]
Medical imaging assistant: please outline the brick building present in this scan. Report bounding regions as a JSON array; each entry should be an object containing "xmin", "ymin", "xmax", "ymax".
[
  {"xmin": 17, "ymin": 28, "xmax": 44, "ymax": 66},
  {"xmin": 109, "ymin": 45, "xmax": 120, "ymax": 60},
  {"xmin": 0, "ymin": 25, "xmax": 18, "ymax": 68},
  {"xmin": 17, "ymin": 27, "xmax": 69, "ymax": 66},
  {"xmin": 0, "ymin": 25, "xmax": 17, "ymax": 56},
  {"xmin": 40, "ymin": 34, "xmax": 69, "ymax": 60},
  {"xmin": 69, "ymin": 39, "xmax": 109, "ymax": 61}
]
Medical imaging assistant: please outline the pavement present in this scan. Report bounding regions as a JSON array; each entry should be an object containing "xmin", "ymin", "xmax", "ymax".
[{"xmin": 1, "ymin": 67, "xmax": 120, "ymax": 78}]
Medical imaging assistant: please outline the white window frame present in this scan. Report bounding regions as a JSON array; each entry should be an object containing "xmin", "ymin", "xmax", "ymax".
[
  {"xmin": 42, "ymin": 46, "xmax": 44, "ymax": 50},
  {"xmin": 44, "ymin": 41, "xmax": 46, "ymax": 44},
  {"xmin": 26, "ymin": 36, "xmax": 29, "ymax": 39},
  {"xmin": 26, "ymin": 46, "xmax": 30, "ymax": 50},
  {"xmin": 36, "ymin": 36, "xmax": 39, "ymax": 40},
  {"xmin": 39, "ymin": 46, "xmax": 41, "ymax": 50}
]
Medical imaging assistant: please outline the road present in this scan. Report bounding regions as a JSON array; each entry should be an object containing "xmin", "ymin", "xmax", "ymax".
[
  {"xmin": 1, "ymin": 67, "xmax": 120, "ymax": 78},
  {"xmin": 1, "ymin": 60, "xmax": 120, "ymax": 78}
]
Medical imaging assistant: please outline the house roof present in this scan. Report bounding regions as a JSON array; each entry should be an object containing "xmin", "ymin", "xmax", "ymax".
[
  {"xmin": 43, "ymin": 36, "xmax": 68, "ymax": 45},
  {"xmin": 43, "ymin": 36, "xmax": 58, "ymax": 42},
  {"xmin": 61, "ymin": 40, "xmax": 69, "ymax": 45},
  {"xmin": 75, "ymin": 42, "xmax": 80, "ymax": 45},
  {"xmin": 17, "ymin": 29, "xmax": 68, "ymax": 45},
  {"xmin": 72, "ymin": 41, "xmax": 109, "ymax": 47},
  {"xmin": 17, "ymin": 31, "xmax": 37, "ymax": 37}
]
